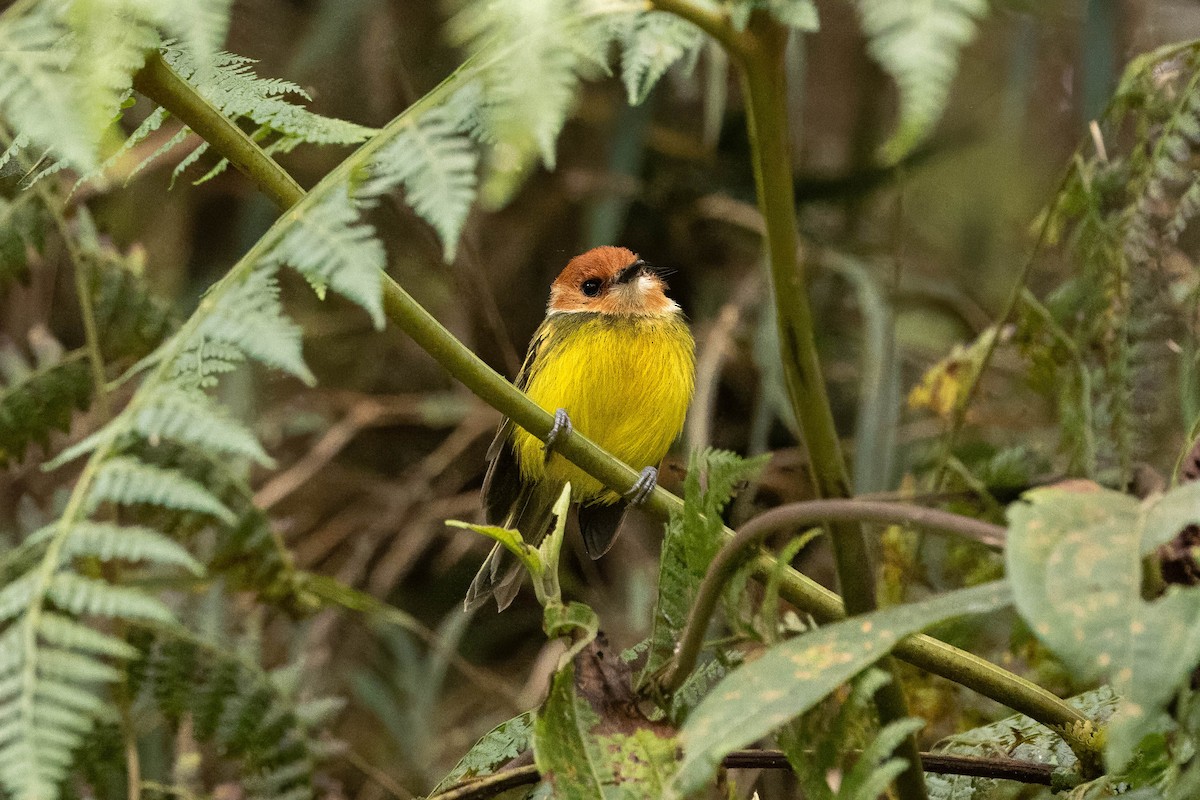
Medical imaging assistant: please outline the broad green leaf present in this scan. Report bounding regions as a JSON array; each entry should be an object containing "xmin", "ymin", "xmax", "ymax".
[
  {"xmin": 1006, "ymin": 483, "xmax": 1200, "ymax": 767},
  {"xmin": 534, "ymin": 664, "xmax": 678, "ymax": 799},
  {"xmin": 670, "ymin": 580, "xmax": 1011, "ymax": 796}
]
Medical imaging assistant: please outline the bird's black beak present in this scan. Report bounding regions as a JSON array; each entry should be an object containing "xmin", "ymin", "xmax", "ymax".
[{"xmin": 614, "ymin": 259, "xmax": 648, "ymax": 285}]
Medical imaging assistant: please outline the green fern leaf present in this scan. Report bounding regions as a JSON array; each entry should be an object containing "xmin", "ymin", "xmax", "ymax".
[
  {"xmin": 49, "ymin": 383, "xmax": 268, "ymax": 469},
  {"xmin": 0, "ymin": 191, "xmax": 48, "ymax": 295},
  {"xmin": 262, "ymin": 192, "xmax": 385, "ymax": 328},
  {"xmin": 852, "ymin": 0, "xmax": 987, "ymax": 161},
  {"xmin": 36, "ymin": 613, "xmax": 138, "ymax": 660},
  {"xmin": 37, "ymin": 649, "xmax": 122, "ymax": 685},
  {"xmin": 131, "ymin": 386, "xmax": 272, "ymax": 465},
  {"xmin": 27, "ymin": 522, "xmax": 203, "ymax": 575},
  {"xmin": 447, "ymin": 0, "xmax": 617, "ymax": 203},
  {"xmin": 0, "ymin": 572, "xmax": 36, "ymax": 622},
  {"xmin": 0, "ymin": 12, "xmax": 96, "ymax": 170},
  {"xmin": 152, "ymin": 46, "xmax": 374, "ymax": 185},
  {"xmin": 85, "ymin": 456, "xmax": 235, "ymax": 524},
  {"xmin": 366, "ymin": 103, "xmax": 479, "ymax": 261},
  {"xmin": 47, "ymin": 573, "xmax": 176, "ymax": 623},
  {"xmin": 0, "ymin": 346, "xmax": 93, "ymax": 467},
  {"xmin": 620, "ymin": 11, "xmax": 702, "ymax": 105},
  {"xmin": 191, "ymin": 268, "xmax": 314, "ymax": 383}
]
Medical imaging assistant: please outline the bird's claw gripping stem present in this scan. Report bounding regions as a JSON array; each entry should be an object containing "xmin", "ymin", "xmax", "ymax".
[
  {"xmin": 543, "ymin": 408, "xmax": 573, "ymax": 457},
  {"xmin": 625, "ymin": 466, "xmax": 658, "ymax": 505}
]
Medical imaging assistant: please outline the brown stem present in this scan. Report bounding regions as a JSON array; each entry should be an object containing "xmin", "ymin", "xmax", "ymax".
[{"xmin": 427, "ymin": 749, "xmax": 1058, "ymax": 800}]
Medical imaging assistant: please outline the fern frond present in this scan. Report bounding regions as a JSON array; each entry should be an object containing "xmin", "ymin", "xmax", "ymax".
[
  {"xmin": 620, "ymin": 11, "xmax": 702, "ymax": 105},
  {"xmin": 0, "ymin": 190, "xmax": 47, "ymax": 294},
  {"xmin": 0, "ymin": 1, "xmax": 232, "ymax": 175},
  {"xmin": 261, "ymin": 191, "xmax": 386, "ymax": 327},
  {"xmin": 365, "ymin": 100, "xmax": 479, "ymax": 260},
  {"xmin": 0, "ymin": 11, "xmax": 95, "ymax": 170},
  {"xmin": 852, "ymin": 0, "xmax": 988, "ymax": 160},
  {"xmin": 130, "ymin": 385, "xmax": 272, "ymax": 465},
  {"xmin": 85, "ymin": 456, "xmax": 235, "ymax": 524},
  {"xmin": 26, "ymin": 522, "xmax": 204, "ymax": 575},
  {"xmin": 191, "ymin": 268, "xmax": 313, "ymax": 383},
  {"xmin": 446, "ymin": 0, "xmax": 618, "ymax": 202},
  {"xmin": 142, "ymin": 46, "xmax": 375, "ymax": 185},
  {"xmin": 0, "ymin": 345, "xmax": 93, "ymax": 467},
  {"xmin": 48, "ymin": 573, "xmax": 176, "ymax": 623},
  {"xmin": 36, "ymin": 613, "xmax": 139, "ymax": 660}
]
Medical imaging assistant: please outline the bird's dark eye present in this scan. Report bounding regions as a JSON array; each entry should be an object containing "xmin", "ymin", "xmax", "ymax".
[{"xmin": 581, "ymin": 278, "xmax": 602, "ymax": 297}]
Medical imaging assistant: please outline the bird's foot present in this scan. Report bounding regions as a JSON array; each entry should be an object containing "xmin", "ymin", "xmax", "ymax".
[
  {"xmin": 543, "ymin": 408, "xmax": 573, "ymax": 458},
  {"xmin": 624, "ymin": 466, "xmax": 658, "ymax": 506}
]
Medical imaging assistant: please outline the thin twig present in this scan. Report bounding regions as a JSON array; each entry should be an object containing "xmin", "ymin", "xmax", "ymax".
[
  {"xmin": 342, "ymin": 747, "xmax": 416, "ymax": 800},
  {"xmin": 656, "ymin": 499, "xmax": 1006, "ymax": 696},
  {"xmin": 426, "ymin": 748, "xmax": 1057, "ymax": 800}
]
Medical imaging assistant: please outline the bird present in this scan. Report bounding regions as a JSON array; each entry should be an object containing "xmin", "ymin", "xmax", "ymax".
[{"xmin": 465, "ymin": 246, "xmax": 696, "ymax": 611}]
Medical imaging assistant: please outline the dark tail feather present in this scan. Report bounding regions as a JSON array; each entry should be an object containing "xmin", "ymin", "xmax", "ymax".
[
  {"xmin": 578, "ymin": 500, "xmax": 628, "ymax": 559},
  {"xmin": 464, "ymin": 480, "xmax": 563, "ymax": 612}
]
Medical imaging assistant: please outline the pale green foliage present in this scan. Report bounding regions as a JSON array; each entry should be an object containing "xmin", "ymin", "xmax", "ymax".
[
  {"xmin": 0, "ymin": 0, "xmax": 230, "ymax": 172},
  {"xmin": 620, "ymin": 11, "xmax": 702, "ymax": 105},
  {"xmin": 27, "ymin": 522, "xmax": 203, "ymax": 573},
  {"xmin": 1006, "ymin": 482, "xmax": 1200, "ymax": 769},
  {"xmin": 852, "ymin": 0, "xmax": 988, "ymax": 161},
  {"xmin": 155, "ymin": 46, "xmax": 376, "ymax": 184},
  {"xmin": 261, "ymin": 191, "xmax": 387, "ymax": 327},
  {"xmin": 670, "ymin": 581, "xmax": 1011, "ymax": 797},
  {"xmin": 84, "ymin": 457, "xmax": 235, "ymax": 523},
  {"xmin": 446, "ymin": 0, "xmax": 614, "ymax": 199},
  {"xmin": 364, "ymin": 99, "xmax": 479, "ymax": 261},
  {"xmin": 191, "ymin": 268, "xmax": 313, "ymax": 382}
]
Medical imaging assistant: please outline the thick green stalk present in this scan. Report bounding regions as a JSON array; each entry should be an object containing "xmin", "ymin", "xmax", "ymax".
[
  {"xmin": 130, "ymin": 48, "xmax": 1095, "ymax": 760},
  {"xmin": 654, "ymin": 6, "xmax": 926, "ymax": 796}
]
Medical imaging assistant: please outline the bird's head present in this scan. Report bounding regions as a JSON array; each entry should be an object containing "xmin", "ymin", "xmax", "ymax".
[{"xmin": 548, "ymin": 246, "xmax": 678, "ymax": 316}]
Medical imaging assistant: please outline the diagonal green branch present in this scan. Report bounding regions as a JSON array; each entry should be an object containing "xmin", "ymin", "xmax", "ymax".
[{"xmin": 130, "ymin": 49, "xmax": 1097, "ymax": 765}]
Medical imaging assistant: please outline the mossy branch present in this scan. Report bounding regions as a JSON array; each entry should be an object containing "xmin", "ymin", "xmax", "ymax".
[{"xmin": 130, "ymin": 48, "xmax": 1096, "ymax": 765}]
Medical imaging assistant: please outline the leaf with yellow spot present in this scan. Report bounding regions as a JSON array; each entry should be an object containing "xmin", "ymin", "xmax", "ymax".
[
  {"xmin": 907, "ymin": 326, "xmax": 1000, "ymax": 419},
  {"xmin": 1005, "ymin": 482, "xmax": 1200, "ymax": 769},
  {"xmin": 669, "ymin": 581, "xmax": 1011, "ymax": 797}
]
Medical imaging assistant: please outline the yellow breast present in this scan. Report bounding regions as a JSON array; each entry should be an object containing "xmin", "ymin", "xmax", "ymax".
[{"xmin": 512, "ymin": 312, "xmax": 695, "ymax": 503}]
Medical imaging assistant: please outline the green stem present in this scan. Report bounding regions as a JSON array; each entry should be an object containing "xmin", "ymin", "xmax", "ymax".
[
  {"xmin": 657, "ymin": 499, "xmax": 1006, "ymax": 696},
  {"xmin": 130, "ymin": 45, "xmax": 1095, "ymax": 762},
  {"xmin": 665, "ymin": 4, "xmax": 924, "ymax": 794}
]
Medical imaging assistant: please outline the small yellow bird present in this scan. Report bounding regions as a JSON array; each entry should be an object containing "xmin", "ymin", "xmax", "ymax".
[{"xmin": 466, "ymin": 246, "xmax": 696, "ymax": 611}]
